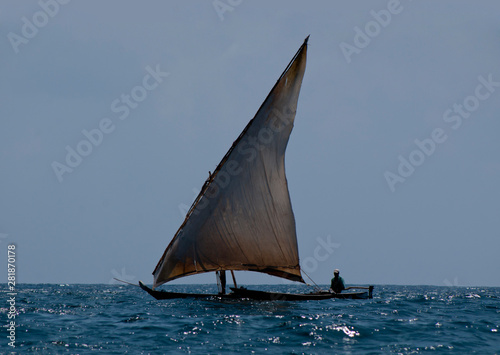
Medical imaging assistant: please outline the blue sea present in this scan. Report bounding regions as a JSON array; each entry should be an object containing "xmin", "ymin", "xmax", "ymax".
[{"xmin": 2, "ymin": 284, "xmax": 499, "ymax": 354}]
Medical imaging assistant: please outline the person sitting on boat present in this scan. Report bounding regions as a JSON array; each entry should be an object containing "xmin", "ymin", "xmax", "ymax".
[{"xmin": 330, "ymin": 269, "xmax": 345, "ymax": 293}]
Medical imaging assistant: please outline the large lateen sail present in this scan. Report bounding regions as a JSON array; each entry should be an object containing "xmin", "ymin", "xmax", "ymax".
[{"xmin": 153, "ymin": 37, "xmax": 308, "ymax": 288}]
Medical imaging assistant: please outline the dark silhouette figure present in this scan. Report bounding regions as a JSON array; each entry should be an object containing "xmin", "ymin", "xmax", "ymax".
[{"xmin": 330, "ymin": 269, "xmax": 345, "ymax": 293}]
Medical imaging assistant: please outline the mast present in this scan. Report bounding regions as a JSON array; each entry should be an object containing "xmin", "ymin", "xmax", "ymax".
[
  {"xmin": 230, "ymin": 270, "xmax": 238, "ymax": 289},
  {"xmin": 153, "ymin": 37, "xmax": 309, "ymax": 288}
]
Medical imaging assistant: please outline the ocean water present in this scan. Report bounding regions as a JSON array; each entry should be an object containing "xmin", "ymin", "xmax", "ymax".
[{"xmin": 2, "ymin": 284, "xmax": 499, "ymax": 354}]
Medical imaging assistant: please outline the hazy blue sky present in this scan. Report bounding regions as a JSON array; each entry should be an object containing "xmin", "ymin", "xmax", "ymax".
[{"xmin": 1, "ymin": 1, "xmax": 499, "ymax": 287}]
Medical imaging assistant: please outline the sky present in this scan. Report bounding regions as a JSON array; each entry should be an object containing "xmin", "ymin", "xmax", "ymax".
[{"xmin": 1, "ymin": 1, "xmax": 499, "ymax": 287}]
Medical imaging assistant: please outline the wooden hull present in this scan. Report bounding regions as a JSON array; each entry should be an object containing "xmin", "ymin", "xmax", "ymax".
[
  {"xmin": 229, "ymin": 287, "xmax": 372, "ymax": 300},
  {"xmin": 139, "ymin": 282, "xmax": 373, "ymax": 301}
]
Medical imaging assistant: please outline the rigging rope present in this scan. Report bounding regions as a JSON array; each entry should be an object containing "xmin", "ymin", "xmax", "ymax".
[{"xmin": 301, "ymin": 269, "xmax": 324, "ymax": 292}]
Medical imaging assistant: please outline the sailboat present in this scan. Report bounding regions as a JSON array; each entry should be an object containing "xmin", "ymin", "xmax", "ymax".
[{"xmin": 139, "ymin": 36, "xmax": 374, "ymax": 301}]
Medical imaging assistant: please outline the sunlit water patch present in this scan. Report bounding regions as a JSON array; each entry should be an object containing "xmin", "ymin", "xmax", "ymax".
[{"xmin": 2, "ymin": 284, "xmax": 499, "ymax": 353}]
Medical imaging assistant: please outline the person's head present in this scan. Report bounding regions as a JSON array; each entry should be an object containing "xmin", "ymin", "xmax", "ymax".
[{"xmin": 334, "ymin": 269, "xmax": 340, "ymax": 277}]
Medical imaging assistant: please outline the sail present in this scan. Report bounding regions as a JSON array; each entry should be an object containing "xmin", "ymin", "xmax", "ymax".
[{"xmin": 153, "ymin": 37, "xmax": 308, "ymax": 288}]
